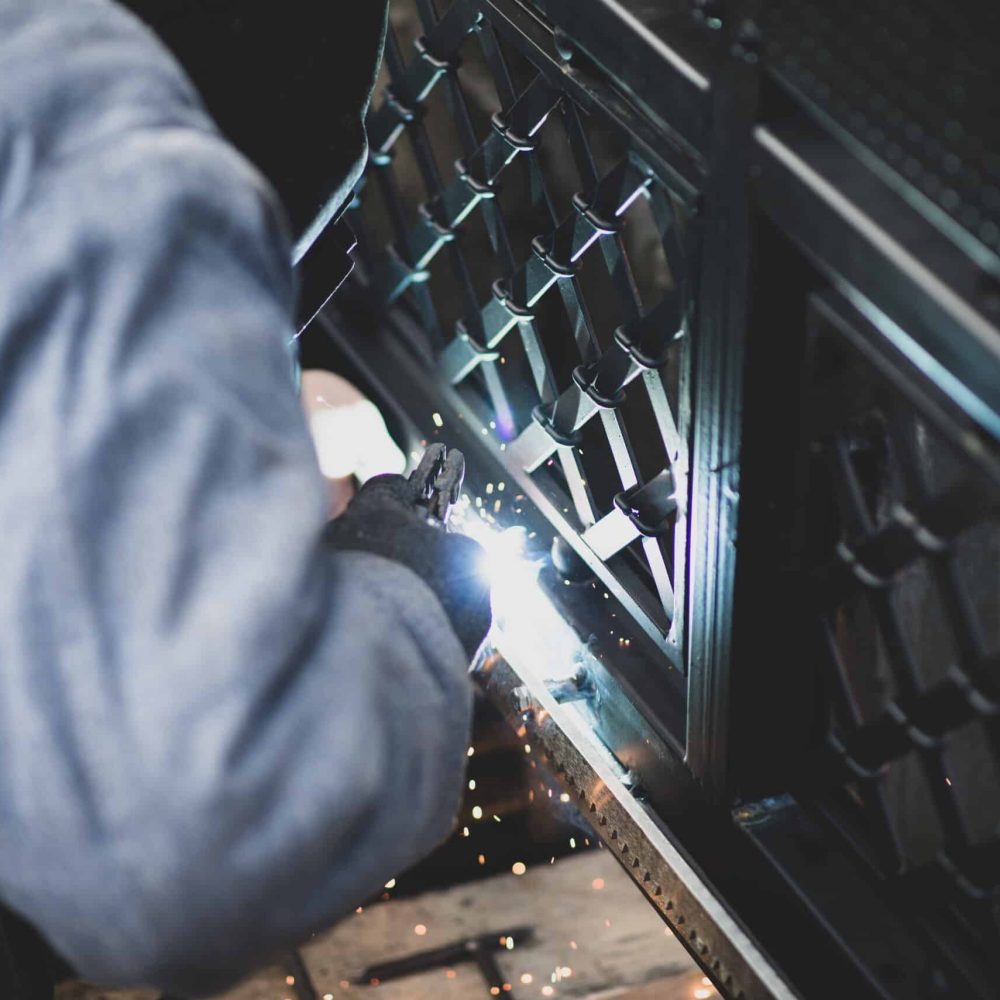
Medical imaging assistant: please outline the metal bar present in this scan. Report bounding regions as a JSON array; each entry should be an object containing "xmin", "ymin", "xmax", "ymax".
[
  {"xmin": 683, "ymin": 23, "xmax": 760, "ymax": 798},
  {"xmin": 753, "ymin": 120, "xmax": 1000, "ymax": 446},
  {"xmin": 368, "ymin": 0, "xmax": 484, "ymax": 156},
  {"xmin": 439, "ymin": 161, "xmax": 652, "ymax": 381},
  {"xmin": 283, "ymin": 951, "xmax": 317, "ymax": 1000},
  {"xmin": 520, "ymin": 0, "xmax": 712, "ymax": 153},
  {"xmin": 476, "ymin": 655, "xmax": 798, "ymax": 1000},
  {"xmin": 478, "ymin": 0, "xmax": 704, "ymax": 201},
  {"xmin": 324, "ymin": 304, "xmax": 679, "ymax": 658},
  {"xmin": 375, "ymin": 75, "xmax": 562, "ymax": 305}
]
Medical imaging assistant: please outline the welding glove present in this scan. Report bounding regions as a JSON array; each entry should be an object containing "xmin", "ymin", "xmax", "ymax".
[{"xmin": 325, "ymin": 475, "xmax": 493, "ymax": 660}]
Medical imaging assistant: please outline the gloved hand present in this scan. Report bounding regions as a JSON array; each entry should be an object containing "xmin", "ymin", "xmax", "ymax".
[{"xmin": 324, "ymin": 474, "xmax": 492, "ymax": 660}]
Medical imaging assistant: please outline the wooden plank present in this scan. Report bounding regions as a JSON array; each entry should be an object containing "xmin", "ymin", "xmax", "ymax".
[{"xmin": 58, "ymin": 849, "xmax": 712, "ymax": 1000}]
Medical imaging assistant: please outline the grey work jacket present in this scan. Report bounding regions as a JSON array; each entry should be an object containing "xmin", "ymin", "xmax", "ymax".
[{"xmin": 0, "ymin": 0, "xmax": 472, "ymax": 994}]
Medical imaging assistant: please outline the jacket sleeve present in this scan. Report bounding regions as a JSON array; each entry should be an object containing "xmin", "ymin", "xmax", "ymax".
[{"xmin": 0, "ymin": 2, "xmax": 472, "ymax": 995}]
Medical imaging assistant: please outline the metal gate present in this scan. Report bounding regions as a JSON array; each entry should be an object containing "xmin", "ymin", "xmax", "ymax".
[{"xmin": 303, "ymin": 0, "xmax": 1000, "ymax": 995}]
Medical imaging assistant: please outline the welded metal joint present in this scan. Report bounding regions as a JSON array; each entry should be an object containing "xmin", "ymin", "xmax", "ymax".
[
  {"xmin": 417, "ymin": 202, "xmax": 457, "ymax": 244},
  {"xmin": 490, "ymin": 277, "xmax": 535, "ymax": 321},
  {"xmin": 382, "ymin": 87, "xmax": 420, "ymax": 129},
  {"xmin": 889, "ymin": 503, "xmax": 948, "ymax": 554},
  {"xmin": 834, "ymin": 540, "xmax": 892, "ymax": 589},
  {"xmin": 614, "ymin": 291, "xmax": 685, "ymax": 370},
  {"xmin": 572, "ymin": 361, "xmax": 627, "ymax": 409},
  {"xmin": 452, "ymin": 320, "xmax": 501, "ymax": 369},
  {"xmin": 377, "ymin": 244, "xmax": 431, "ymax": 304},
  {"xmin": 490, "ymin": 110, "xmax": 538, "ymax": 151},
  {"xmin": 547, "ymin": 666, "xmax": 597, "ymax": 704},
  {"xmin": 531, "ymin": 401, "xmax": 581, "ymax": 447},
  {"xmin": 572, "ymin": 191, "xmax": 623, "ymax": 236},
  {"xmin": 413, "ymin": 34, "xmax": 460, "ymax": 73},
  {"xmin": 951, "ymin": 664, "xmax": 1000, "ymax": 716},
  {"xmin": 530, "ymin": 233, "xmax": 577, "ymax": 278},
  {"xmin": 614, "ymin": 471, "xmax": 677, "ymax": 537},
  {"xmin": 509, "ymin": 684, "xmax": 536, "ymax": 714},
  {"xmin": 455, "ymin": 157, "xmax": 497, "ymax": 199},
  {"xmin": 552, "ymin": 27, "xmax": 575, "ymax": 63},
  {"xmin": 732, "ymin": 795, "xmax": 794, "ymax": 829}
]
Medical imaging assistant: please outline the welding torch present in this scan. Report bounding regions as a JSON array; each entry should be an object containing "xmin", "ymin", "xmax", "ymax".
[
  {"xmin": 409, "ymin": 442, "xmax": 466, "ymax": 528},
  {"xmin": 325, "ymin": 440, "xmax": 490, "ymax": 659}
]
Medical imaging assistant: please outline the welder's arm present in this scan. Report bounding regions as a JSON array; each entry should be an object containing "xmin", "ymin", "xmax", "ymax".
[{"xmin": 0, "ymin": 5, "xmax": 475, "ymax": 997}]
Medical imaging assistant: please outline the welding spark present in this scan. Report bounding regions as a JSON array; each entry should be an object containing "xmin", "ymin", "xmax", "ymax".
[{"xmin": 449, "ymin": 496, "xmax": 585, "ymax": 692}]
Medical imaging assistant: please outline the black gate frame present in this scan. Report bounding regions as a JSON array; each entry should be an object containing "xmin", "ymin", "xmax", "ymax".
[{"xmin": 300, "ymin": 1, "xmax": 1000, "ymax": 996}]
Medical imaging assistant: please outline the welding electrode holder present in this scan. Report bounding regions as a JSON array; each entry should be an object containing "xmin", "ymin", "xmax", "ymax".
[
  {"xmin": 409, "ymin": 442, "xmax": 465, "ymax": 527},
  {"xmin": 324, "ymin": 442, "xmax": 489, "ymax": 658}
]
